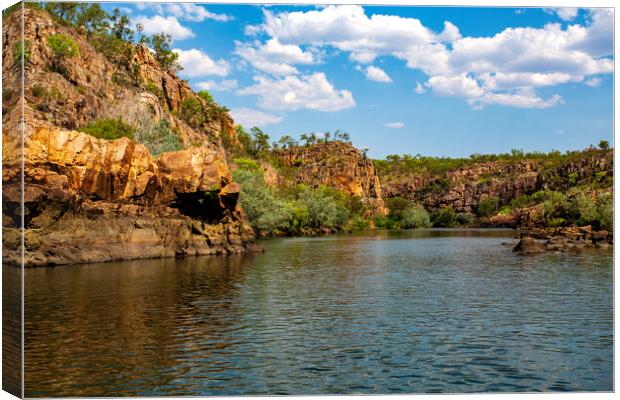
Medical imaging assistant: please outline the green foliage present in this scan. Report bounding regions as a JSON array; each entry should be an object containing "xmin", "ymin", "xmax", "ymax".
[
  {"xmin": 80, "ymin": 118, "xmax": 135, "ymax": 140},
  {"xmin": 401, "ymin": 204, "xmax": 432, "ymax": 228},
  {"xmin": 233, "ymin": 169, "xmax": 292, "ymax": 233},
  {"xmin": 109, "ymin": 8, "xmax": 133, "ymax": 41},
  {"xmin": 47, "ymin": 33, "xmax": 79, "ymax": 74},
  {"xmin": 431, "ymin": 207, "xmax": 457, "ymax": 227},
  {"xmin": 596, "ymin": 192, "xmax": 613, "ymax": 231},
  {"xmin": 147, "ymin": 33, "xmax": 181, "ymax": 71},
  {"xmin": 13, "ymin": 40, "xmax": 31, "ymax": 65},
  {"xmin": 198, "ymin": 90, "xmax": 214, "ymax": 103},
  {"xmin": 234, "ymin": 158, "xmax": 261, "ymax": 172},
  {"xmin": 179, "ymin": 97, "xmax": 206, "ymax": 128},
  {"xmin": 455, "ymin": 212, "xmax": 474, "ymax": 225},
  {"xmin": 476, "ymin": 197, "xmax": 499, "ymax": 217},
  {"xmin": 135, "ymin": 119, "xmax": 183, "ymax": 156},
  {"xmin": 599, "ymin": 140, "xmax": 610, "ymax": 150}
]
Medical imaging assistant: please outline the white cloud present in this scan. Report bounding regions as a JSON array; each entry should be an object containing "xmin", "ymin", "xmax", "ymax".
[
  {"xmin": 364, "ymin": 66, "xmax": 392, "ymax": 82},
  {"xmin": 173, "ymin": 48, "xmax": 230, "ymax": 77},
  {"xmin": 468, "ymin": 90, "xmax": 564, "ymax": 110},
  {"xmin": 414, "ymin": 81, "xmax": 426, "ymax": 94},
  {"xmin": 385, "ymin": 122, "xmax": 404, "ymax": 128},
  {"xmin": 132, "ymin": 15, "xmax": 194, "ymax": 41},
  {"xmin": 235, "ymin": 38, "xmax": 315, "ymax": 76},
  {"xmin": 137, "ymin": 3, "xmax": 232, "ymax": 22},
  {"xmin": 196, "ymin": 79, "xmax": 238, "ymax": 91},
  {"xmin": 230, "ymin": 108, "xmax": 283, "ymax": 127},
  {"xmin": 249, "ymin": 5, "xmax": 613, "ymax": 110},
  {"xmin": 584, "ymin": 77, "xmax": 602, "ymax": 87},
  {"xmin": 238, "ymin": 72, "xmax": 355, "ymax": 112},
  {"xmin": 545, "ymin": 8, "xmax": 579, "ymax": 21},
  {"xmin": 438, "ymin": 21, "xmax": 461, "ymax": 42},
  {"xmin": 426, "ymin": 74, "xmax": 485, "ymax": 98}
]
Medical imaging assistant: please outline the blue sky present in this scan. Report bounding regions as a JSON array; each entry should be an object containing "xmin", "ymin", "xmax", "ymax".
[{"xmin": 106, "ymin": 3, "xmax": 613, "ymax": 158}]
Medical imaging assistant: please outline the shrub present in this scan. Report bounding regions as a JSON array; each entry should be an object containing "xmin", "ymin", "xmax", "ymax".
[
  {"xmin": 179, "ymin": 97, "xmax": 206, "ymax": 128},
  {"xmin": 596, "ymin": 192, "xmax": 613, "ymax": 230},
  {"xmin": 455, "ymin": 212, "xmax": 474, "ymax": 225},
  {"xmin": 476, "ymin": 196, "xmax": 499, "ymax": 217},
  {"xmin": 400, "ymin": 204, "xmax": 432, "ymax": 228},
  {"xmin": 302, "ymin": 186, "xmax": 349, "ymax": 228},
  {"xmin": 135, "ymin": 119, "xmax": 182, "ymax": 156},
  {"xmin": 147, "ymin": 33, "xmax": 181, "ymax": 71},
  {"xmin": 233, "ymin": 169, "xmax": 292, "ymax": 232},
  {"xmin": 47, "ymin": 34, "xmax": 79, "ymax": 73},
  {"xmin": 234, "ymin": 158, "xmax": 261, "ymax": 172},
  {"xmin": 570, "ymin": 191, "xmax": 598, "ymax": 226},
  {"xmin": 374, "ymin": 215, "xmax": 399, "ymax": 229},
  {"xmin": 80, "ymin": 118, "xmax": 135, "ymax": 140},
  {"xmin": 431, "ymin": 207, "xmax": 457, "ymax": 227},
  {"xmin": 198, "ymin": 90, "xmax": 214, "ymax": 103},
  {"xmin": 385, "ymin": 196, "xmax": 411, "ymax": 219},
  {"xmin": 13, "ymin": 40, "xmax": 31, "ymax": 65}
]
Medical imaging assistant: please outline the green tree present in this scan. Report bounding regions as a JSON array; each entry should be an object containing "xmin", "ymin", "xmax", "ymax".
[
  {"xmin": 76, "ymin": 4, "xmax": 109, "ymax": 36},
  {"xmin": 198, "ymin": 90, "xmax": 214, "ymax": 103},
  {"xmin": 147, "ymin": 33, "xmax": 181, "ymax": 71},
  {"xmin": 110, "ymin": 8, "xmax": 133, "ymax": 42},
  {"xmin": 246, "ymin": 127, "xmax": 271, "ymax": 157},
  {"xmin": 599, "ymin": 140, "xmax": 610, "ymax": 150},
  {"xmin": 431, "ymin": 207, "xmax": 457, "ymax": 227},
  {"xmin": 476, "ymin": 197, "xmax": 499, "ymax": 217},
  {"xmin": 401, "ymin": 204, "xmax": 432, "ymax": 228}
]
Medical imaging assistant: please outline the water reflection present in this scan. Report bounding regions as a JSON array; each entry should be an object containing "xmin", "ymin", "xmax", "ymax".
[{"xmin": 24, "ymin": 230, "xmax": 613, "ymax": 396}]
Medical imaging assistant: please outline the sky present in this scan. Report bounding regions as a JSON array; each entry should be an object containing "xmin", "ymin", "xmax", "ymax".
[{"xmin": 105, "ymin": 3, "xmax": 613, "ymax": 158}]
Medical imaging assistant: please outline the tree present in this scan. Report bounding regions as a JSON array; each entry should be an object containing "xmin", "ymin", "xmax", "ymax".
[
  {"xmin": 198, "ymin": 90, "xmax": 214, "ymax": 103},
  {"xmin": 47, "ymin": 34, "xmax": 79, "ymax": 73},
  {"xmin": 110, "ymin": 8, "xmax": 133, "ymax": 42},
  {"xmin": 136, "ymin": 23, "xmax": 146, "ymax": 43},
  {"xmin": 277, "ymin": 135, "xmax": 297, "ymax": 149},
  {"xmin": 147, "ymin": 33, "xmax": 182, "ymax": 71},
  {"xmin": 599, "ymin": 140, "xmax": 610, "ymax": 150},
  {"xmin": 75, "ymin": 4, "xmax": 109, "ymax": 36},
  {"xmin": 45, "ymin": 2, "xmax": 80, "ymax": 23},
  {"xmin": 247, "ymin": 127, "xmax": 271, "ymax": 156}
]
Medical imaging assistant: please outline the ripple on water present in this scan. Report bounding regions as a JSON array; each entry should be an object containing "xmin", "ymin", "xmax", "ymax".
[{"xmin": 22, "ymin": 229, "xmax": 613, "ymax": 396}]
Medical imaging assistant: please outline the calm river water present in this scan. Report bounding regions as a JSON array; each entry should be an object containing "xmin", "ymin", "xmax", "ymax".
[{"xmin": 22, "ymin": 229, "xmax": 613, "ymax": 396}]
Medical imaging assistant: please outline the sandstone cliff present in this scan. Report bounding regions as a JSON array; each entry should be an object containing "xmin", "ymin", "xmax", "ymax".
[
  {"xmin": 2, "ymin": 7, "xmax": 253, "ymax": 266},
  {"xmin": 274, "ymin": 141, "xmax": 386, "ymax": 215},
  {"xmin": 381, "ymin": 150, "xmax": 613, "ymax": 215}
]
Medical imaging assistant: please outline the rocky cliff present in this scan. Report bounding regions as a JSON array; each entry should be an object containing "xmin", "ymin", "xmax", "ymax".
[
  {"xmin": 381, "ymin": 150, "xmax": 613, "ymax": 214},
  {"xmin": 274, "ymin": 141, "xmax": 386, "ymax": 215},
  {"xmin": 2, "ymin": 7, "xmax": 254, "ymax": 266}
]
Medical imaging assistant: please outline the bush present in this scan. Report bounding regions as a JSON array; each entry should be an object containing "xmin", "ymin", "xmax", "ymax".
[
  {"xmin": 13, "ymin": 40, "xmax": 31, "ymax": 65},
  {"xmin": 455, "ymin": 212, "xmax": 474, "ymax": 225},
  {"xmin": 302, "ymin": 186, "xmax": 349, "ymax": 228},
  {"xmin": 596, "ymin": 192, "xmax": 613, "ymax": 230},
  {"xmin": 135, "ymin": 119, "xmax": 183, "ymax": 156},
  {"xmin": 374, "ymin": 215, "xmax": 399, "ymax": 229},
  {"xmin": 179, "ymin": 97, "xmax": 206, "ymax": 128},
  {"xmin": 47, "ymin": 34, "xmax": 79, "ymax": 73},
  {"xmin": 400, "ymin": 204, "xmax": 432, "ymax": 228},
  {"xmin": 198, "ymin": 90, "xmax": 214, "ymax": 103},
  {"xmin": 431, "ymin": 207, "xmax": 457, "ymax": 227},
  {"xmin": 233, "ymin": 169, "xmax": 292, "ymax": 232},
  {"xmin": 476, "ymin": 197, "xmax": 499, "ymax": 217},
  {"xmin": 80, "ymin": 118, "xmax": 135, "ymax": 140},
  {"xmin": 147, "ymin": 33, "xmax": 181, "ymax": 71},
  {"xmin": 234, "ymin": 158, "xmax": 261, "ymax": 172}
]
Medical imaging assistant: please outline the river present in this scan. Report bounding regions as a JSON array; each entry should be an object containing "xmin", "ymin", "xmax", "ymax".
[{"xmin": 20, "ymin": 229, "xmax": 613, "ymax": 396}]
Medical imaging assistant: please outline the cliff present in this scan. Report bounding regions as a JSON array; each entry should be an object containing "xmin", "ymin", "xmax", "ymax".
[
  {"xmin": 274, "ymin": 141, "xmax": 386, "ymax": 215},
  {"xmin": 380, "ymin": 150, "xmax": 613, "ymax": 215},
  {"xmin": 2, "ymin": 7, "xmax": 254, "ymax": 266}
]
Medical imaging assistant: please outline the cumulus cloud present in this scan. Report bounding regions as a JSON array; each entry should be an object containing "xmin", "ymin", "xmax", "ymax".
[
  {"xmin": 545, "ymin": 7, "xmax": 579, "ymax": 21},
  {"xmin": 363, "ymin": 66, "xmax": 392, "ymax": 82},
  {"xmin": 238, "ymin": 73, "xmax": 355, "ymax": 111},
  {"xmin": 235, "ymin": 38, "xmax": 315, "ymax": 76},
  {"xmin": 414, "ymin": 82, "xmax": 426, "ymax": 94},
  {"xmin": 245, "ymin": 5, "xmax": 613, "ymax": 109},
  {"xmin": 584, "ymin": 77, "xmax": 602, "ymax": 87},
  {"xmin": 385, "ymin": 122, "xmax": 404, "ymax": 128},
  {"xmin": 133, "ymin": 15, "xmax": 194, "ymax": 40},
  {"xmin": 137, "ymin": 3, "xmax": 232, "ymax": 22},
  {"xmin": 231, "ymin": 108, "xmax": 283, "ymax": 127},
  {"xmin": 173, "ymin": 48, "xmax": 230, "ymax": 77},
  {"xmin": 196, "ymin": 79, "xmax": 238, "ymax": 91}
]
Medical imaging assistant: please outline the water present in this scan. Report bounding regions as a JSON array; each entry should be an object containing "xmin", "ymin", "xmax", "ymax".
[{"xmin": 22, "ymin": 229, "xmax": 613, "ymax": 396}]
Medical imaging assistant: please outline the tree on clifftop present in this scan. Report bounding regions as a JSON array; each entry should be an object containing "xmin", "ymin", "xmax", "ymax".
[{"xmin": 147, "ymin": 33, "xmax": 182, "ymax": 72}]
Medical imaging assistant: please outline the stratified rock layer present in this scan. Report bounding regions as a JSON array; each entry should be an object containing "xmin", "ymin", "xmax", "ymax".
[
  {"xmin": 275, "ymin": 141, "xmax": 386, "ymax": 215},
  {"xmin": 2, "ymin": 128, "xmax": 254, "ymax": 266}
]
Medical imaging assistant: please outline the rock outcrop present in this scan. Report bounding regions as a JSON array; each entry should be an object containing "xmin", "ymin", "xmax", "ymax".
[
  {"xmin": 2, "ymin": 7, "xmax": 254, "ymax": 266},
  {"xmin": 275, "ymin": 142, "xmax": 386, "ymax": 215},
  {"xmin": 381, "ymin": 151, "xmax": 613, "ymax": 214},
  {"xmin": 514, "ymin": 226, "xmax": 613, "ymax": 254}
]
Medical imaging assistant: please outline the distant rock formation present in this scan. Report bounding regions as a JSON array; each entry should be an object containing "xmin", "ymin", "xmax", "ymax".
[{"xmin": 274, "ymin": 141, "xmax": 387, "ymax": 216}]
